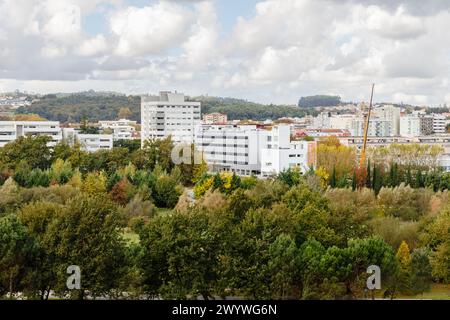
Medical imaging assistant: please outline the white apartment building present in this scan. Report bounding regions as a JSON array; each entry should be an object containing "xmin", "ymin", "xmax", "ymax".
[
  {"xmin": 141, "ymin": 91, "xmax": 201, "ymax": 145},
  {"xmin": 330, "ymin": 115, "xmax": 355, "ymax": 130},
  {"xmin": 400, "ymin": 115, "xmax": 421, "ymax": 137},
  {"xmin": 351, "ymin": 118, "xmax": 392, "ymax": 137},
  {"xmin": 0, "ymin": 121, "xmax": 62, "ymax": 147},
  {"xmin": 432, "ymin": 114, "xmax": 446, "ymax": 134},
  {"xmin": 312, "ymin": 112, "xmax": 355, "ymax": 131},
  {"xmin": 99, "ymin": 119, "xmax": 137, "ymax": 141},
  {"xmin": 400, "ymin": 112, "xmax": 435, "ymax": 137},
  {"xmin": 195, "ymin": 124, "xmax": 310, "ymax": 176},
  {"xmin": 372, "ymin": 105, "xmax": 401, "ymax": 136},
  {"xmin": 62, "ymin": 128, "xmax": 113, "ymax": 152}
]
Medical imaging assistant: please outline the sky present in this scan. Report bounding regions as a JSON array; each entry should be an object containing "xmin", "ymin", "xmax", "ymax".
[{"xmin": 0, "ymin": 0, "xmax": 449, "ymax": 106}]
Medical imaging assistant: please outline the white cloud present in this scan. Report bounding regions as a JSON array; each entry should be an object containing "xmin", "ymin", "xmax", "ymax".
[
  {"xmin": 110, "ymin": 2, "xmax": 193, "ymax": 56},
  {"xmin": 76, "ymin": 35, "xmax": 109, "ymax": 57},
  {"xmin": 0, "ymin": 0, "xmax": 450, "ymax": 106}
]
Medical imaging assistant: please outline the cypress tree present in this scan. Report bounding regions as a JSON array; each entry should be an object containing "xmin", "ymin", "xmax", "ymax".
[
  {"xmin": 366, "ymin": 160, "xmax": 372, "ymax": 189},
  {"xmin": 373, "ymin": 165, "xmax": 382, "ymax": 196},
  {"xmin": 406, "ymin": 166, "xmax": 412, "ymax": 186},
  {"xmin": 352, "ymin": 170, "xmax": 357, "ymax": 191},
  {"xmin": 330, "ymin": 166, "xmax": 337, "ymax": 188}
]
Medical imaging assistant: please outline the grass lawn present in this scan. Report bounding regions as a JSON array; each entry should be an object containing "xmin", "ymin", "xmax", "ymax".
[
  {"xmin": 155, "ymin": 207, "xmax": 173, "ymax": 216},
  {"xmin": 396, "ymin": 284, "xmax": 450, "ymax": 300}
]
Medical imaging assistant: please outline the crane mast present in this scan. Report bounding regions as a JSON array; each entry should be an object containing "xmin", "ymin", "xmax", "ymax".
[{"xmin": 359, "ymin": 84, "xmax": 375, "ymax": 169}]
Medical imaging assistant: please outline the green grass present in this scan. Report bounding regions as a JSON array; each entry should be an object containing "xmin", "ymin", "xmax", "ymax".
[
  {"xmin": 396, "ymin": 284, "xmax": 450, "ymax": 300},
  {"xmin": 155, "ymin": 207, "xmax": 173, "ymax": 216}
]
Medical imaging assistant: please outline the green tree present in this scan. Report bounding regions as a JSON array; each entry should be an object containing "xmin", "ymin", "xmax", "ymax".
[
  {"xmin": 0, "ymin": 136, "xmax": 52, "ymax": 170},
  {"xmin": 267, "ymin": 234, "xmax": 298, "ymax": 299},
  {"xmin": 18, "ymin": 201, "xmax": 63, "ymax": 299},
  {"xmin": 46, "ymin": 193, "xmax": 126, "ymax": 299},
  {"xmin": 410, "ymin": 248, "xmax": 432, "ymax": 295},
  {"xmin": 0, "ymin": 215, "xmax": 37, "ymax": 297},
  {"xmin": 396, "ymin": 241, "xmax": 412, "ymax": 294}
]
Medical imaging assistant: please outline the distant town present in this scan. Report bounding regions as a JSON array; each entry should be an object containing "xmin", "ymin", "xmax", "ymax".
[{"xmin": 2, "ymin": 90, "xmax": 450, "ymax": 175}]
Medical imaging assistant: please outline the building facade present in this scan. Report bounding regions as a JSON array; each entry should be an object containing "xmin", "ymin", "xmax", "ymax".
[
  {"xmin": 62, "ymin": 128, "xmax": 113, "ymax": 152},
  {"xmin": 195, "ymin": 124, "xmax": 311, "ymax": 176},
  {"xmin": 202, "ymin": 113, "xmax": 227, "ymax": 124},
  {"xmin": 141, "ymin": 91, "xmax": 201, "ymax": 145},
  {"xmin": 351, "ymin": 118, "xmax": 392, "ymax": 137},
  {"xmin": 0, "ymin": 121, "xmax": 62, "ymax": 147},
  {"xmin": 99, "ymin": 119, "xmax": 137, "ymax": 141}
]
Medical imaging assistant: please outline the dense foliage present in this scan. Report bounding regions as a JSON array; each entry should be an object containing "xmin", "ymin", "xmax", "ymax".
[
  {"xmin": 17, "ymin": 94, "xmax": 141, "ymax": 123},
  {"xmin": 0, "ymin": 136, "xmax": 448, "ymax": 300},
  {"xmin": 197, "ymin": 96, "xmax": 318, "ymax": 120},
  {"xmin": 298, "ymin": 95, "xmax": 341, "ymax": 108}
]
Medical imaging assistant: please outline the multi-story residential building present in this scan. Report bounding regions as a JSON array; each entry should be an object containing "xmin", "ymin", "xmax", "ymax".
[
  {"xmin": 62, "ymin": 128, "xmax": 113, "ymax": 152},
  {"xmin": 400, "ymin": 112, "xmax": 434, "ymax": 136},
  {"xmin": 141, "ymin": 91, "xmax": 201, "ymax": 145},
  {"xmin": 432, "ymin": 114, "xmax": 446, "ymax": 134},
  {"xmin": 400, "ymin": 114, "xmax": 421, "ymax": 137},
  {"xmin": 372, "ymin": 104, "xmax": 401, "ymax": 136},
  {"xmin": 351, "ymin": 118, "xmax": 392, "ymax": 137},
  {"xmin": 313, "ymin": 112, "xmax": 332, "ymax": 128},
  {"xmin": 195, "ymin": 124, "xmax": 312, "ymax": 176},
  {"xmin": 202, "ymin": 113, "xmax": 227, "ymax": 124},
  {"xmin": 0, "ymin": 121, "xmax": 62, "ymax": 147},
  {"xmin": 99, "ymin": 119, "xmax": 137, "ymax": 141}
]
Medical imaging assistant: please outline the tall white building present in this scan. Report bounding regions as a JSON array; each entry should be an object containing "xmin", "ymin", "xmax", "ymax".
[
  {"xmin": 372, "ymin": 105, "xmax": 401, "ymax": 136},
  {"xmin": 432, "ymin": 114, "xmax": 446, "ymax": 134},
  {"xmin": 195, "ymin": 124, "xmax": 311, "ymax": 176},
  {"xmin": 0, "ymin": 121, "xmax": 62, "ymax": 147},
  {"xmin": 141, "ymin": 91, "xmax": 201, "ymax": 145},
  {"xmin": 351, "ymin": 118, "xmax": 392, "ymax": 137},
  {"xmin": 400, "ymin": 112, "xmax": 435, "ymax": 137}
]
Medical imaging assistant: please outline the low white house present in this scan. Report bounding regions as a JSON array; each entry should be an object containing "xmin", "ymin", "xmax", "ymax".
[
  {"xmin": 62, "ymin": 128, "xmax": 113, "ymax": 152},
  {"xmin": 0, "ymin": 121, "xmax": 62, "ymax": 147},
  {"xmin": 98, "ymin": 119, "xmax": 137, "ymax": 141}
]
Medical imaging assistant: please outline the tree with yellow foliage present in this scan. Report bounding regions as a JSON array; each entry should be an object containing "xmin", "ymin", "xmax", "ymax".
[
  {"xmin": 317, "ymin": 136, "xmax": 357, "ymax": 184},
  {"xmin": 396, "ymin": 241, "xmax": 412, "ymax": 293},
  {"xmin": 82, "ymin": 171, "xmax": 107, "ymax": 194}
]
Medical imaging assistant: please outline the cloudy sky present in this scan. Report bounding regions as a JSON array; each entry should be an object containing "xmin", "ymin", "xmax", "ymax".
[{"xmin": 0, "ymin": 0, "xmax": 449, "ymax": 105}]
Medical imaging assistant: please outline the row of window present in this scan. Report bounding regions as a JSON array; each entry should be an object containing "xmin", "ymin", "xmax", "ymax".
[
  {"xmin": 199, "ymin": 143, "xmax": 248, "ymax": 148},
  {"xmin": 198, "ymin": 135, "xmax": 249, "ymax": 140},
  {"xmin": 205, "ymin": 151, "xmax": 248, "ymax": 156}
]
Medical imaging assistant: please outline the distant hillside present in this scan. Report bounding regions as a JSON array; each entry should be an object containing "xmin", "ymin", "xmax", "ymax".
[
  {"xmin": 17, "ymin": 93, "xmax": 141, "ymax": 123},
  {"xmin": 194, "ymin": 96, "xmax": 318, "ymax": 120},
  {"xmin": 298, "ymin": 95, "xmax": 341, "ymax": 108},
  {"xmin": 16, "ymin": 92, "xmax": 319, "ymax": 123}
]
